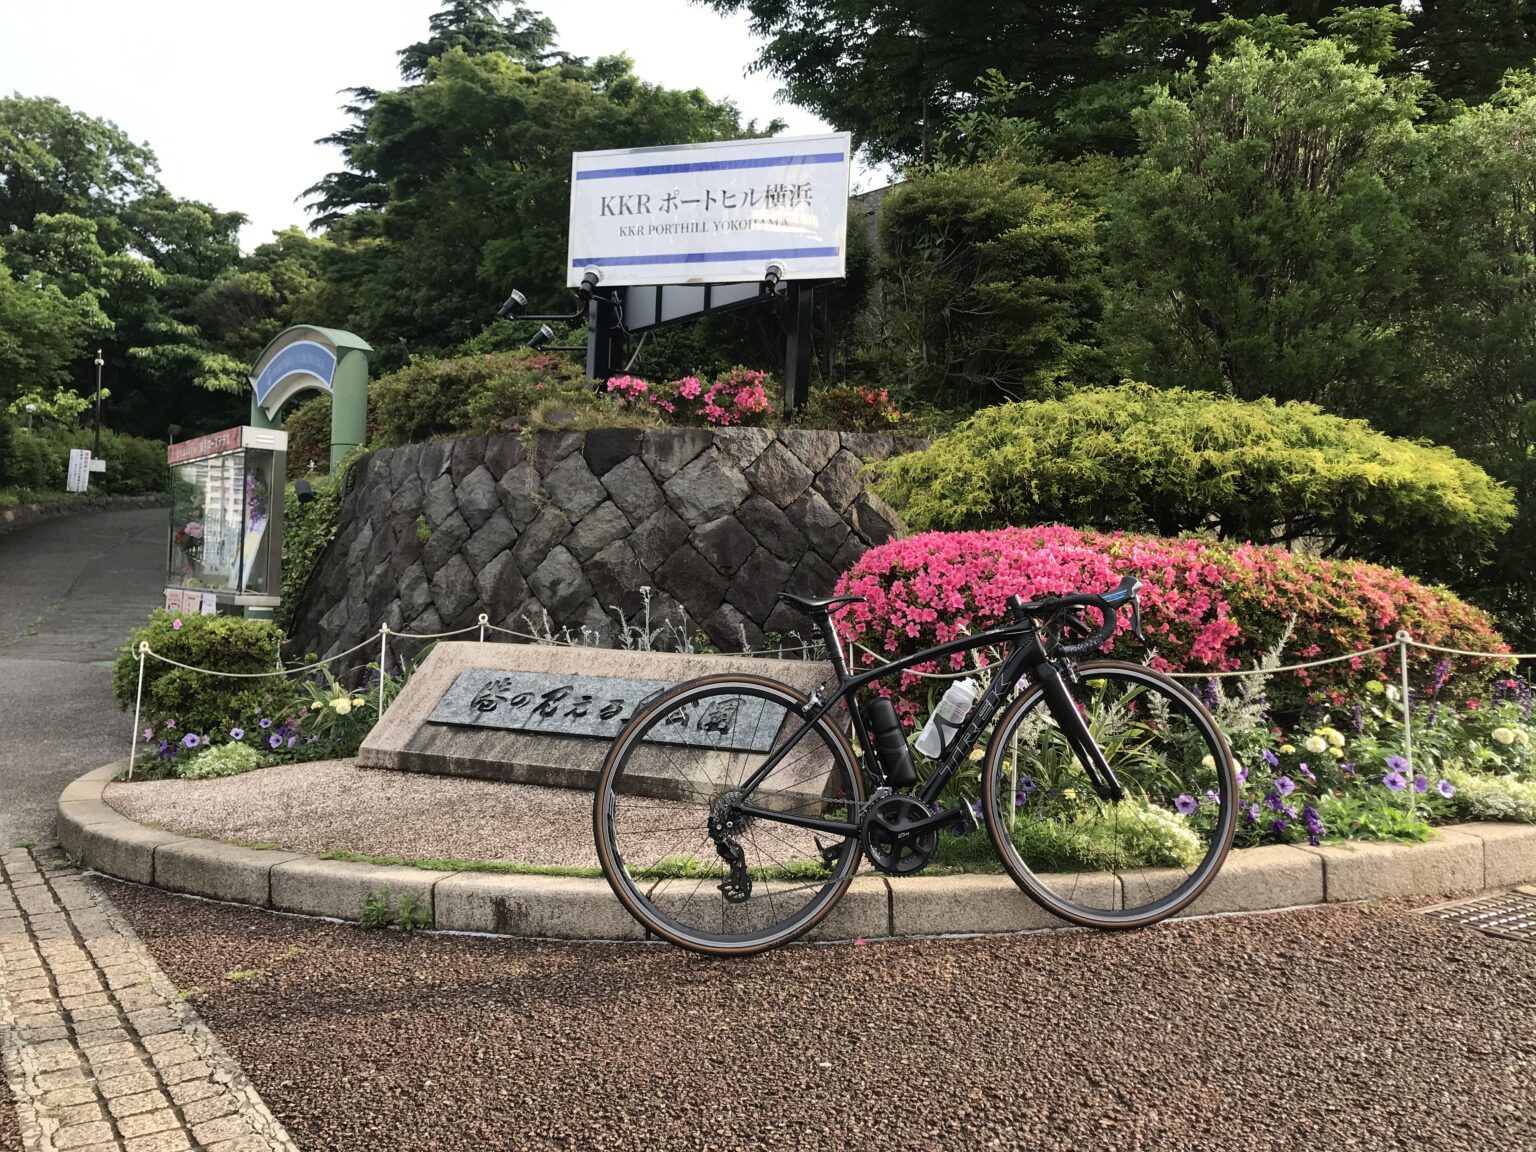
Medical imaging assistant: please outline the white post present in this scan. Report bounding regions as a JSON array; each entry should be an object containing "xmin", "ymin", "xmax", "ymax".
[
  {"xmin": 478, "ymin": 613, "xmax": 488, "ymax": 643},
  {"xmin": 128, "ymin": 642, "xmax": 148, "ymax": 780},
  {"xmin": 378, "ymin": 623, "xmax": 389, "ymax": 719},
  {"xmin": 1397, "ymin": 630, "xmax": 1413, "ymax": 772}
]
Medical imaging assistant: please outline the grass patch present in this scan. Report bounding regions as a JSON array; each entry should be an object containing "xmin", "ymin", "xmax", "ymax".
[{"xmin": 223, "ymin": 969, "xmax": 256, "ymax": 982}]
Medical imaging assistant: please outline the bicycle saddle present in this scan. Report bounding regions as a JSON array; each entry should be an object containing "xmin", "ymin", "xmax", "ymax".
[{"xmin": 775, "ymin": 592, "xmax": 866, "ymax": 614}]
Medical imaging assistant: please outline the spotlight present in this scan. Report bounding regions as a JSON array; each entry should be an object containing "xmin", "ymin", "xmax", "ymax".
[
  {"xmin": 294, "ymin": 478, "xmax": 316, "ymax": 504},
  {"xmin": 577, "ymin": 268, "xmax": 601, "ymax": 301},
  {"xmin": 497, "ymin": 289, "xmax": 527, "ymax": 319},
  {"xmin": 526, "ymin": 324, "xmax": 555, "ymax": 350},
  {"xmin": 762, "ymin": 261, "xmax": 785, "ymax": 293}
]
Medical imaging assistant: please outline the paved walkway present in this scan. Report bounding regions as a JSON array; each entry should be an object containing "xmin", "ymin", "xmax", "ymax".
[
  {"xmin": 0, "ymin": 507, "xmax": 166, "ymax": 847},
  {"xmin": 0, "ymin": 849, "xmax": 296, "ymax": 1152}
]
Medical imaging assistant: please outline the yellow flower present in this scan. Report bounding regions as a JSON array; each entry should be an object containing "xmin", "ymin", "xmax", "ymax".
[
  {"xmin": 351, "ymin": 697, "xmax": 366, "ymax": 708},
  {"xmin": 1201, "ymin": 754, "xmax": 1215, "ymax": 769},
  {"xmin": 1365, "ymin": 680, "xmax": 1385, "ymax": 695},
  {"xmin": 1329, "ymin": 747, "xmax": 1344, "ymax": 758},
  {"xmin": 968, "ymin": 747, "xmax": 984, "ymax": 761},
  {"xmin": 1062, "ymin": 788, "xmax": 1077, "ymax": 801},
  {"xmin": 1324, "ymin": 729, "xmax": 1345, "ymax": 748},
  {"xmin": 1303, "ymin": 735, "xmax": 1328, "ymax": 755},
  {"xmin": 1278, "ymin": 744, "xmax": 1295, "ymax": 755},
  {"xmin": 331, "ymin": 698, "xmax": 352, "ymax": 716}
]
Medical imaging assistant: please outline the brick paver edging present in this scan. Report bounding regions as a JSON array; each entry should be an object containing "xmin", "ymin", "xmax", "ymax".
[
  {"xmin": 60, "ymin": 763, "xmax": 1536, "ymax": 941},
  {"xmin": 0, "ymin": 495, "xmax": 168, "ymax": 536}
]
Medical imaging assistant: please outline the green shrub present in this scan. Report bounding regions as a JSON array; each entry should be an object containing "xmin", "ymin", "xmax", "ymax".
[
  {"xmin": 278, "ymin": 458, "xmax": 354, "ymax": 634},
  {"xmin": 282, "ymin": 394, "xmax": 332, "ymax": 478},
  {"xmin": 1444, "ymin": 767, "xmax": 1536, "ymax": 822},
  {"xmin": 113, "ymin": 610, "xmax": 295, "ymax": 738},
  {"xmin": 373, "ymin": 350, "xmax": 589, "ymax": 445},
  {"xmin": 2, "ymin": 428, "xmax": 63, "ymax": 489},
  {"xmin": 797, "ymin": 383, "xmax": 908, "ymax": 432},
  {"xmin": 874, "ymin": 385, "xmax": 1515, "ymax": 585},
  {"xmin": 179, "ymin": 742, "xmax": 263, "ymax": 780}
]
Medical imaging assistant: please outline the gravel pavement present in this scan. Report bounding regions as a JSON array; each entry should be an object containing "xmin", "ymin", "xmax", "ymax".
[
  {"xmin": 102, "ymin": 879, "xmax": 1535, "ymax": 1152},
  {"xmin": 106, "ymin": 760, "xmax": 607, "ymax": 867},
  {"xmin": 0, "ymin": 1076, "xmax": 19, "ymax": 1152}
]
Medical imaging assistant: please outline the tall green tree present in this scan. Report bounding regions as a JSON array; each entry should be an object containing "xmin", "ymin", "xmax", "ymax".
[
  {"xmin": 311, "ymin": 43, "xmax": 772, "ymax": 350},
  {"xmin": 1102, "ymin": 19, "xmax": 1422, "ymax": 412}
]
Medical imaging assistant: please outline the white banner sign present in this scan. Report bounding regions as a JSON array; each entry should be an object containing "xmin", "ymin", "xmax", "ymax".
[
  {"xmin": 66, "ymin": 449, "xmax": 91, "ymax": 493},
  {"xmin": 567, "ymin": 132, "xmax": 851, "ymax": 287}
]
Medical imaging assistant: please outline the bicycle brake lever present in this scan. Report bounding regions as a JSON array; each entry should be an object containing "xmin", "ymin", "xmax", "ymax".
[{"xmin": 1129, "ymin": 594, "xmax": 1146, "ymax": 644}]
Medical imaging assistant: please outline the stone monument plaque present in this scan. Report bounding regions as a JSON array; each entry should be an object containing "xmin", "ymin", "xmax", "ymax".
[
  {"xmin": 427, "ymin": 670, "xmax": 782, "ymax": 752},
  {"xmin": 360, "ymin": 642, "xmax": 840, "ymax": 798}
]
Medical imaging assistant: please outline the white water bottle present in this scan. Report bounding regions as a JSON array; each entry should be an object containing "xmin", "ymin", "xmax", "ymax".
[{"xmin": 915, "ymin": 678, "xmax": 977, "ymax": 758}]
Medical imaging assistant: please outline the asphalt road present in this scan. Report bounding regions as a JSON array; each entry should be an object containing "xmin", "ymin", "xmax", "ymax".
[{"xmin": 0, "ymin": 507, "xmax": 166, "ymax": 846}]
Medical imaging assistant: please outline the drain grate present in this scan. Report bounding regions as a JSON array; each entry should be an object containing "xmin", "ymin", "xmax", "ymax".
[{"xmin": 1423, "ymin": 889, "xmax": 1536, "ymax": 941}]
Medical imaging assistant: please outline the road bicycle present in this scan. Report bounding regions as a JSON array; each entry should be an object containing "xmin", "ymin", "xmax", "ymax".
[{"xmin": 592, "ymin": 578, "xmax": 1239, "ymax": 955}]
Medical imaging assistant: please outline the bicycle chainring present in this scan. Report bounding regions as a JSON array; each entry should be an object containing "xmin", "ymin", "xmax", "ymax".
[{"xmin": 861, "ymin": 795, "xmax": 938, "ymax": 876}]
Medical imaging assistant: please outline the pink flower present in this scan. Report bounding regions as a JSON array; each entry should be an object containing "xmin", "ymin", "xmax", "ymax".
[{"xmin": 172, "ymin": 618, "xmax": 183, "ymax": 631}]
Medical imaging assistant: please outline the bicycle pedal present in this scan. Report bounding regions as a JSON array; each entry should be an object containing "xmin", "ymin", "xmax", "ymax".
[{"xmin": 956, "ymin": 803, "xmax": 982, "ymax": 833}]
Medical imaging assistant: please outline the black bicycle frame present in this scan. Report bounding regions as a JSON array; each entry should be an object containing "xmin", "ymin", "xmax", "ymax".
[{"xmin": 733, "ymin": 614, "xmax": 1124, "ymax": 838}]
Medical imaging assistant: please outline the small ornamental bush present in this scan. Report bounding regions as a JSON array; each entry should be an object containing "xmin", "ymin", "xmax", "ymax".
[
  {"xmin": 604, "ymin": 367, "xmax": 778, "ymax": 427},
  {"xmin": 834, "ymin": 525, "xmax": 1508, "ymax": 721},
  {"xmin": 798, "ymin": 383, "xmax": 906, "ymax": 432},
  {"xmin": 113, "ymin": 610, "xmax": 293, "ymax": 738},
  {"xmin": 373, "ymin": 349, "xmax": 588, "ymax": 444},
  {"xmin": 179, "ymin": 741, "xmax": 263, "ymax": 781}
]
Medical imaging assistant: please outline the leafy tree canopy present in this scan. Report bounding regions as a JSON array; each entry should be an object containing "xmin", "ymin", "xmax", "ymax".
[{"xmin": 873, "ymin": 385, "xmax": 1516, "ymax": 585}]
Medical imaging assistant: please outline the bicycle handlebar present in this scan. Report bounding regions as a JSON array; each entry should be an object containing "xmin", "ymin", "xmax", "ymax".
[{"xmin": 1008, "ymin": 575, "xmax": 1145, "ymax": 656}]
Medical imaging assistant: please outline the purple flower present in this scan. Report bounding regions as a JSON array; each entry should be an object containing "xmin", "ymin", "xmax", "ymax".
[
  {"xmin": 306, "ymin": 735, "xmax": 319, "ymax": 745},
  {"xmin": 1236, "ymin": 765, "xmax": 1248, "ymax": 785},
  {"xmin": 287, "ymin": 736, "xmax": 297, "ymax": 748},
  {"xmin": 165, "ymin": 719, "xmax": 177, "ymax": 730},
  {"xmin": 1437, "ymin": 779, "xmax": 1456, "ymax": 798},
  {"xmin": 259, "ymin": 717, "xmax": 273, "ymax": 730},
  {"xmin": 229, "ymin": 727, "xmax": 244, "ymax": 741},
  {"xmin": 1272, "ymin": 818, "xmax": 1287, "ymax": 836},
  {"xmin": 1247, "ymin": 802, "xmax": 1261, "ymax": 821},
  {"xmin": 1413, "ymin": 774, "xmax": 1429, "ymax": 794},
  {"xmin": 269, "ymin": 734, "xmax": 282, "ymax": 750},
  {"xmin": 1175, "ymin": 794, "xmax": 1198, "ymax": 815},
  {"xmin": 1386, "ymin": 755, "xmax": 1409, "ymax": 774},
  {"xmin": 180, "ymin": 733, "xmax": 200, "ymax": 750},
  {"xmin": 1265, "ymin": 790, "xmax": 1284, "ymax": 812},
  {"xmin": 1383, "ymin": 771, "xmax": 1408, "ymax": 792},
  {"xmin": 1018, "ymin": 776, "xmax": 1038, "ymax": 794},
  {"xmin": 1204, "ymin": 789, "xmax": 1219, "ymax": 803},
  {"xmin": 1274, "ymin": 776, "xmax": 1296, "ymax": 796},
  {"xmin": 1262, "ymin": 749, "xmax": 1280, "ymax": 768},
  {"xmin": 1339, "ymin": 762, "xmax": 1356, "ymax": 776},
  {"xmin": 1296, "ymin": 764, "xmax": 1315, "ymax": 783}
]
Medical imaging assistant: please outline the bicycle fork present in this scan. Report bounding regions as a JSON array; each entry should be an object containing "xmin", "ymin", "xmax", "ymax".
[{"xmin": 1034, "ymin": 661, "xmax": 1125, "ymax": 802}]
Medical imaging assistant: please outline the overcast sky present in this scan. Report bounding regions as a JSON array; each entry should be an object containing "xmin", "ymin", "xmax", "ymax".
[{"xmin": 0, "ymin": 0, "xmax": 870, "ymax": 252}]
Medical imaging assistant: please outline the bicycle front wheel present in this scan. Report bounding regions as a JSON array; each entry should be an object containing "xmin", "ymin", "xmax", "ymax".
[
  {"xmin": 593, "ymin": 675, "xmax": 865, "ymax": 956},
  {"xmin": 981, "ymin": 660, "xmax": 1238, "ymax": 928}
]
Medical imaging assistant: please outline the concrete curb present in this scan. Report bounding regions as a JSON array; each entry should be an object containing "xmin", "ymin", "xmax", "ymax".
[
  {"xmin": 0, "ymin": 492, "xmax": 167, "ymax": 535},
  {"xmin": 60, "ymin": 763, "xmax": 1536, "ymax": 942}
]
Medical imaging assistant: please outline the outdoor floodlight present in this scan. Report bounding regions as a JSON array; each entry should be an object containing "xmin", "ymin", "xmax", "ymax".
[
  {"xmin": 527, "ymin": 324, "xmax": 555, "ymax": 351},
  {"xmin": 294, "ymin": 477, "xmax": 316, "ymax": 504},
  {"xmin": 497, "ymin": 289, "xmax": 527, "ymax": 319},
  {"xmin": 577, "ymin": 267, "xmax": 602, "ymax": 301},
  {"xmin": 762, "ymin": 261, "xmax": 785, "ymax": 293}
]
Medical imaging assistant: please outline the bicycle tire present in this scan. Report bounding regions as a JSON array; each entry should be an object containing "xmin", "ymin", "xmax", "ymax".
[
  {"xmin": 981, "ymin": 660, "xmax": 1238, "ymax": 929},
  {"xmin": 592, "ymin": 673, "xmax": 866, "ymax": 956}
]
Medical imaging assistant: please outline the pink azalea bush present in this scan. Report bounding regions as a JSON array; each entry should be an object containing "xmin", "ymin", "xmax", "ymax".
[
  {"xmin": 604, "ymin": 367, "xmax": 776, "ymax": 427},
  {"xmin": 834, "ymin": 526, "xmax": 1509, "ymax": 723}
]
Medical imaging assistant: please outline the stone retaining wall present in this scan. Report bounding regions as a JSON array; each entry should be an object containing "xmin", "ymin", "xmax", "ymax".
[{"xmin": 291, "ymin": 428, "xmax": 923, "ymax": 659}]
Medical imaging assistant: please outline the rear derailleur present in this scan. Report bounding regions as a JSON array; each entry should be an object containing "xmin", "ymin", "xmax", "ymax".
[{"xmin": 708, "ymin": 792, "xmax": 752, "ymax": 904}]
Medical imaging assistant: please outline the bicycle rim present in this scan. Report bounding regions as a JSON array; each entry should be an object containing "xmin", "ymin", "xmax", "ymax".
[
  {"xmin": 982, "ymin": 660, "xmax": 1237, "ymax": 928},
  {"xmin": 593, "ymin": 675, "xmax": 865, "ymax": 955}
]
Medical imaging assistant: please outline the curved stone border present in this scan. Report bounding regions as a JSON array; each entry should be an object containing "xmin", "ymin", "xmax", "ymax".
[
  {"xmin": 60, "ymin": 763, "xmax": 1536, "ymax": 941},
  {"xmin": 0, "ymin": 493, "xmax": 167, "ymax": 535}
]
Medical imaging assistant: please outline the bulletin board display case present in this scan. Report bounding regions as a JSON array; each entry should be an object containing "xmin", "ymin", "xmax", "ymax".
[{"xmin": 165, "ymin": 426, "xmax": 287, "ymax": 608}]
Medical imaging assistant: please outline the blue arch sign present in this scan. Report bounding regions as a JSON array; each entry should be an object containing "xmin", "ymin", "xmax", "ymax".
[{"xmin": 252, "ymin": 340, "xmax": 337, "ymax": 409}]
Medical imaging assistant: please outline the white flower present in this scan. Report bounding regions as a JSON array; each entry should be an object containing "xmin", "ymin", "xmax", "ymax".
[
  {"xmin": 1201, "ymin": 754, "xmax": 1215, "ymax": 769},
  {"xmin": 1516, "ymin": 730, "xmax": 1530, "ymax": 746},
  {"xmin": 1385, "ymin": 685, "xmax": 1401, "ymax": 701},
  {"xmin": 1303, "ymin": 735, "xmax": 1328, "ymax": 755},
  {"xmin": 331, "ymin": 697, "xmax": 352, "ymax": 716},
  {"xmin": 1492, "ymin": 727, "xmax": 1517, "ymax": 746}
]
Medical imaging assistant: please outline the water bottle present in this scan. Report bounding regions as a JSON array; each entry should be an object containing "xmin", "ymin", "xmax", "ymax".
[{"xmin": 914, "ymin": 678, "xmax": 977, "ymax": 758}]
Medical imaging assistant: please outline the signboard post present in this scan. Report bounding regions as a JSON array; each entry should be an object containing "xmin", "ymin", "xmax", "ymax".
[
  {"xmin": 567, "ymin": 133, "xmax": 851, "ymax": 287},
  {"xmin": 66, "ymin": 449, "xmax": 91, "ymax": 493},
  {"xmin": 565, "ymin": 133, "xmax": 852, "ymax": 411}
]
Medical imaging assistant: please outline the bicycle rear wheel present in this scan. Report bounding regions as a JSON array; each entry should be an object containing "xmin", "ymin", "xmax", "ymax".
[
  {"xmin": 593, "ymin": 674, "xmax": 865, "ymax": 955},
  {"xmin": 981, "ymin": 660, "xmax": 1238, "ymax": 928}
]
